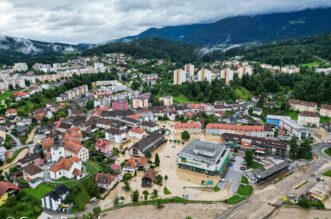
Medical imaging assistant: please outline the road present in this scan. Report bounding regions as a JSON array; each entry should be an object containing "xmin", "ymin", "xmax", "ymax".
[
  {"xmin": 6, "ymin": 131, "xmax": 22, "ymax": 147},
  {"xmin": 217, "ymin": 158, "xmax": 328, "ymax": 219},
  {"xmin": 312, "ymin": 143, "xmax": 331, "ymax": 161}
]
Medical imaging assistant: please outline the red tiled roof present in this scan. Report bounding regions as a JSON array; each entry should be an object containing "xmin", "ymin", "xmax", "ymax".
[
  {"xmin": 299, "ymin": 111, "xmax": 319, "ymax": 117},
  {"xmin": 64, "ymin": 140, "xmax": 83, "ymax": 154},
  {"xmin": 0, "ymin": 181, "xmax": 20, "ymax": 197},
  {"xmin": 96, "ymin": 139, "xmax": 111, "ymax": 150},
  {"xmin": 125, "ymin": 157, "xmax": 136, "ymax": 169},
  {"xmin": 129, "ymin": 127, "xmax": 146, "ymax": 134},
  {"xmin": 42, "ymin": 137, "xmax": 54, "ymax": 151},
  {"xmin": 206, "ymin": 123, "xmax": 264, "ymax": 132},
  {"xmin": 174, "ymin": 122, "xmax": 201, "ymax": 129},
  {"xmin": 321, "ymin": 104, "xmax": 331, "ymax": 110},
  {"xmin": 6, "ymin": 108, "xmax": 17, "ymax": 114},
  {"xmin": 50, "ymin": 157, "xmax": 81, "ymax": 172},
  {"xmin": 288, "ymin": 99, "xmax": 317, "ymax": 107},
  {"xmin": 13, "ymin": 91, "xmax": 27, "ymax": 97},
  {"xmin": 95, "ymin": 173, "xmax": 116, "ymax": 184}
]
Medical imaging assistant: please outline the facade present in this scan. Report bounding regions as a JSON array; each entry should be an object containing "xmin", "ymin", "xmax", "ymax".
[
  {"xmin": 266, "ymin": 115, "xmax": 310, "ymax": 141},
  {"xmin": 128, "ymin": 127, "xmax": 146, "ymax": 139},
  {"xmin": 184, "ymin": 63, "xmax": 195, "ymax": 77},
  {"xmin": 288, "ymin": 99, "xmax": 317, "ymax": 112},
  {"xmin": 320, "ymin": 104, "xmax": 331, "ymax": 118},
  {"xmin": 112, "ymin": 100, "xmax": 129, "ymax": 111},
  {"xmin": 132, "ymin": 98, "xmax": 149, "ymax": 109},
  {"xmin": 177, "ymin": 140, "xmax": 230, "ymax": 175},
  {"xmin": 140, "ymin": 121, "xmax": 159, "ymax": 132},
  {"xmin": 206, "ymin": 123, "xmax": 271, "ymax": 138},
  {"xmin": 173, "ymin": 69, "xmax": 187, "ymax": 85},
  {"xmin": 298, "ymin": 111, "xmax": 320, "ymax": 127},
  {"xmin": 41, "ymin": 185, "xmax": 69, "ymax": 211},
  {"xmin": 221, "ymin": 133, "xmax": 287, "ymax": 158},
  {"xmin": 198, "ymin": 68, "xmax": 212, "ymax": 82},
  {"xmin": 105, "ymin": 128, "xmax": 127, "ymax": 144},
  {"xmin": 95, "ymin": 139, "xmax": 113, "ymax": 154},
  {"xmin": 159, "ymin": 96, "xmax": 173, "ymax": 106},
  {"xmin": 174, "ymin": 122, "xmax": 202, "ymax": 134}
]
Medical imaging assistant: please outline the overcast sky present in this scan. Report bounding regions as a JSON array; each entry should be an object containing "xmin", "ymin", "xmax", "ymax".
[{"xmin": 1, "ymin": 0, "xmax": 331, "ymax": 44}]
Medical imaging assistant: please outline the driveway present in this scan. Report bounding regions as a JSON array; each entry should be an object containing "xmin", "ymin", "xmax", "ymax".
[{"xmin": 218, "ymin": 156, "xmax": 244, "ymax": 194}]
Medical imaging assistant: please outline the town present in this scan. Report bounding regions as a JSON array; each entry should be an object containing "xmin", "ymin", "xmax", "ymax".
[{"xmin": 0, "ymin": 51, "xmax": 330, "ymax": 219}]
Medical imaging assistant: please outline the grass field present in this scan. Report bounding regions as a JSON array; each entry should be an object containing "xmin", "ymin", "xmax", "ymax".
[
  {"xmin": 284, "ymin": 111, "xmax": 299, "ymax": 120},
  {"xmin": 72, "ymin": 184, "xmax": 91, "ymax": 212},
  {"xmin": 240, "ymin": 176, "xmax": 249, "ymax": 184},
  {"xmin": 173, "ymin": 94, "xmax": 197, "ymax": 104},
  {"xmin": 248, "ymin": 161, "xmax": 264, "ymax": 169},
  {"xmin": 23, "ymin": 184, "xmax": 53, "ymax": 200},
  {"xmin": 324, "ymin": 148, "xmax": 331, "ymax": 157},
  {"xmin": 323, "ymin": 170, "xmax": 331, "ymax": 177},
  {"xmin": 163, "ymin": 186, "xmax": 172, "ymax": 195},
  {"xmin": 299, "ymin": 61, "xmax": 322, "ymax": 68},
  {"xmin": 234, "ymin": 86, "xmax": 253, "ymax": 100},
  {"xmin": 85, "ymin": 160, "xmax": 103, "ymax": 174},
  {"xmin": 224, "ymin": 195, "xmax": 246, "ymax": 204},
  {"xmin": 237, "ymin": 184, "xmax": 253, "ymax": 197},
  {"xmin": 320, "ymin": 116, "xmax": 330, "ymax": 124},
  {"xmin": 0, "ymin": 90, "xmax": 14, "ymax": 102}
]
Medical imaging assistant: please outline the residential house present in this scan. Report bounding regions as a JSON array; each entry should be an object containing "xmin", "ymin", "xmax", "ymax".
[
  {"xmin": 18, "ymin": 153, "xmax": 42, "ymax": 167},
  {"xmin": 141, "ymin": 168, "xmax": 157, "ymax": 187},
  {"xmin": 140, "ymin": 121, "xmax": 159, "ymax": 132},
  {"xmin": 22, "ymin": 164, "xmax": 44, "ymax": 188},
  {"xmin": 105, "ymin": 128, "xmax": 127, "ymax": 144},
  {"xmin": 41, "ymin": 185, "xmax": 69, "ymax": 211},
  {"xmin": 95, "ymin": 139, "xmax": 113, "ymax": 154},
  {"xmin": 95, "ymin": 173, "xmax": 117, "ymax": 190},
  {"xmin": 128, "ymin": 127, "xmax": 146, "ymax": 139},
  {"xmin": 123, "ymin": 156, "xmax": 148, "ymax": 174},
  {"xmin": 320, "ymin": 104, "xmax": 331, "ymax": 118},
  {"xmin": 0, "ymin": 181, "xmax": 20, "ymax": 206}
]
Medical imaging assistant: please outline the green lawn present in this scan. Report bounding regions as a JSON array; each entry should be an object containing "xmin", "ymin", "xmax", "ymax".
[
  {"xmin": 237, "ymin": 184, "xmax": 253, "ymax": 197},
  {"xmin": 71, "ymin": 184, "xmax": 91, "ymax": 212},
  {"xmin": 234, "ymin": 87, "xmax": 253, "ymax": 100},
  {"xmin": 0, "ymin": 90, "xmax": 14, "ymax": 102},
  {"xmin": 324, "ymin": 148, "xmax": 331, "ymax": 157},
  {"xmin": 299, "ymin": 61, "xmax": 322, "ymax": 68},
  {"xmin": 23, "ymin": 184, "xmax": 53, "ymax": 200},
  {"xmin": 240, "ymin": 176, "xmax": 249, "ymax": 184},
  {"xmin": 163, "ymin": 186, "xmax": 172, "ymax": 195},
  {"xmin": 248, "ymin": 161, "xmax": 264, "ymax": 169},
  {"xmin": 284, "ymin": 111, "xmax": 299, "ymax": 120},
  {"xmin": 224, "ymin": 195, "xmax": 246, "ymax": 204},
  {"xmin": 323, "ymin": 170, "xmax": 331, "ymax": 177},
  {"xmin": 85, "ymin": 160, "xmax": 103, "ymax": 174},
  {"xmin": 320, "ymin": 116, "xmax": 330, "ymax": 124},
  {"xmin": 173, "ymin": 94, "xmax": 197, "ymax": 104}
]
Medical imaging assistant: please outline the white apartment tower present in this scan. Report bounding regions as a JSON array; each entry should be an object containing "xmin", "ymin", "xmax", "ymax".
[
  {"xmin": 198, "ymin": 68, "xmax": 212, "ymax": 82},
  {"xmin": 184, "ymin": 63, "xmax": 195, "ymax": 77},
  {"xmin": 173, "ymin": 69, "xmax": 187, "ymax": 85}
]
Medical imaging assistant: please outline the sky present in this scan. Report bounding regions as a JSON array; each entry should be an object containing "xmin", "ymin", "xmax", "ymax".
[{"xmin": 0, "ymin": 0, "xmax": 331, "ymax": 44}]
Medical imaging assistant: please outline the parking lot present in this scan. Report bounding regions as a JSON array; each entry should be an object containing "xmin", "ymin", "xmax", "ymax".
[{"xmin": 218, "ymin": 156, "xmax": 244, "ymax": 194}]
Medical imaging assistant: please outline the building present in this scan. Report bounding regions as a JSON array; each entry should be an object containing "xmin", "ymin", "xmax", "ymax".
[
  {"xmin": 198, "ymin": 68, "xmax": 212, "ymax": 82},
  {"xmin": 130, "ymin": 132, "xmax": 164, "ymax": 157},
  {"xmin": 13, "ymin": 63, "xmax": 28, "ymax": 72},
  {"xmin": 247, "ymin": 161, "xmax": 290, "ymax": 183},
  {"xmin": 49, "ymin": 157, "xmax": 83, "ymax": 180},
  {"xmin": 112, "ymin": 100, "xmax": 129, "ymax": 111},
  {"xmin": 173, "ymin": 69, "xmax": 186, "ymax": 85},
  {"xmin": 184, "ymin": 63, "xmax": 195, "ymax": 77},
  {"xmin": 105, "ymin": 128, "xmax": 127, "ymax": 144},
  {"xmin": 0, "ymin": 181, "xmax": 20, "ymax": 206},
  {"xmin": 174, "ymin": 122, "xmax": 202, "ymax": 134},
  {"xmin": 288, "ymin": 99, "xmax": 317, "ymax": 112},
  {"xmin": 221, "ymin": 133, "xmax": 287, "ymax": 158},
  {"xmin": 22, "ymin": 164, "xmax": 44, "ymax": 188},
  {"xmin": 95, "ymin": 139, "xmax": 113, "ymax": 154},
  {"xmin": 177, "ymin": 140, "xmax": 230, "ymax": 175},
  {"xmin": 298, "ymin": 111, "xmax": 320, "ymax": 127},
  {"xmin": 280, "ymin": 65, "xmax": 300, "ymax": 74},
  {"xmin": 64, "ymin": 141, "xmax": 89, "ymax": 162},
  {"xmin": 206, "ymin": 123, "xmax": 271, "ymax": 138},
  {"xmin": 95, "ymin": 173, "xmax": 117, "ymax": 190},
  {"xmin": 140, "ymin": 121, "xmax": 159, "ymax": 132},
  {"xmin": 128, "ymin": 127, "xmax": 146, "ymax": 139},
  {"xmin": 132, "ymin": 98, "xmax": 149, "ymax": 109},
  {"xmin": 159, "ymin": 96, "xmax": 173, "ymax": 106},
  {"xmin": 266, "ymin": 115, "xmax": 311, "ymax": 141},
  {"xmin": 308, "ymin": 182, "xmax": 330, "ymax": 201},
  {"xmin": 41, "ymin": 185, "xmax": 69, "ymax": 211},
  {"xmin": 141, "ymin": 168, "xmax": 157, "ymax": 187},
  {"xmin": 320, "ymin": 104, "xmax": 331, "ymax": 118},
  {"xmin": 123, "ymin": 156, "xmax": 148, "ymax": 173}
]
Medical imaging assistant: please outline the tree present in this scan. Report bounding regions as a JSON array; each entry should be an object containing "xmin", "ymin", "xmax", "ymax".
[
  {"xmin": 155, "ymin": 153, "xmax": 160, "ymax": 166},
  {"xmin": 155, "ymin": 175, "xmax": 163, "ymax": 186},
  {"xmin": 298, "ymin": 140, "xmax": 313, "ymax": 160},
  {"xmin": 151, "ymin": 189, "xmax": 158, "ymax": 200},
  {"xmin": 93, "ymin": 207, "xmax": 101, "ymax": 216},
  {"xmin": 131, "ymin": 190, "xmax": 139, "ymax": 202},
  {"xmin": 8, "ymin": 84, "xmax": 14, "ymax": 90},
  {"xmin": 181, "ymin": 131, "xmax": 190, "ymax": 141},
  {"xmin": 131, "ymin": 81, "xmax": 140, "ymax": 90},
  {"xmin": 114, "ymin": 196, "xmax": 119, "ymax": 206},
  {"xmin": 123, "ymin": 180, "xmax": 131, "ymax": 191},
  {"xmin": 143, "ymin": 190, "xmax": 149, "ymax": 200},
  {"xmin": 289, "ymin": 138, "xmax": 299, "ymax": 160},
  {"xmin": 244, "ymin": 150, "xmax": 254, "ymax": 167}
]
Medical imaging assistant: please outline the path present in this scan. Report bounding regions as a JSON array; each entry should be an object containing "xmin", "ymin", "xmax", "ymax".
[
  {"xmin": 25, "ymin": 125, "xmax": 39, "ymax": 144},
  {"xmin": 0, "ymin": 147, "xmax": 29, "ymax": 171}
]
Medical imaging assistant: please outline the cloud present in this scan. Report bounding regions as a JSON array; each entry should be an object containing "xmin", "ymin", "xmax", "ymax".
[{"xmin": 0, "ymin": 0, "xmax": 331, "ymax": 44}]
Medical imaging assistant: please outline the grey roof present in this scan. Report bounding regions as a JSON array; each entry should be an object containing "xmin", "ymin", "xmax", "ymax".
[
  {"xmin": 253, "ymin": 161, "xmax": 290, "ymax": 179},
  {"xmin": 178, "ymin": 140, "xmax": 227, "ymax": 164},
  {"xmin": 132, "ymin": 132, "xmax": 164, "ymax": 153},
  {"xmin": 45, "ymin": 185, "xmax": 69, "ymax": 201}
]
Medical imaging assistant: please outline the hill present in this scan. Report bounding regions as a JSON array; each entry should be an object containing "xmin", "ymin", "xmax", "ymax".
[{"xmin": 119, "ymin": 7, "xmax": 331, "ymax": 45}]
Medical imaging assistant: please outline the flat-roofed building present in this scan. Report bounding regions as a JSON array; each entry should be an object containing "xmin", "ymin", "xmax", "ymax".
[
  {"xmin": 173, "ymin": 69, "xmax": 186, "ymax": 85},
  {"xmin": 177, "ymin": 140, "xmax": 230, "ymax": 175}
]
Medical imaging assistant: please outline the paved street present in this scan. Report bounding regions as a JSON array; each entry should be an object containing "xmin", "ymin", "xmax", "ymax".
[{"xmin": 313, "ymin": 143, "xmax": 331, "ymax": 161}]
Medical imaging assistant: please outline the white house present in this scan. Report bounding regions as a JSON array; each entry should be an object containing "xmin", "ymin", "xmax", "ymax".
[
  {"xmin": 41, "ymin": 185, "xmax": 69, "ymax": 211},
  {"xmin": 105, "ymin": 128, "xmax": 127, "ymax": 144},
  {"xmin": 128, "ymin": 127, "xmax": 146, "ymax": 139},
  {"xmin": 49, "ymin": 157, "xmax": 83, "ymax": 180}
]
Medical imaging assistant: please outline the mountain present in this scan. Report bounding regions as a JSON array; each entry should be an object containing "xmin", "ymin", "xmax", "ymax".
[{"xmin": 119, "ymin": 7, "xmax": 331, "ymax": 45}]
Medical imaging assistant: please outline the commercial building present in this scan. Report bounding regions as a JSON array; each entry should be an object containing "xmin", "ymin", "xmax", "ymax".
[
  {"xmin": 298, "ymin": 111, "xmax": 320, "ymax": 127},
  {"xmin": 177, "ymin": 140, "xmax": 230, "ymax": 175},
  {"xmin": 129, "ymin": 132, "xmax": 164, "ymax": 157},
  {"xmin": 221, "ymin": 133, "xmax": 287, "ymax": 158},
  {"xmin": 266, "ymin": 115, "xmax": 311, "ymax": 141},
  {"xmin": 247, "ymin": 161, "xmax": 290, "ymax": 183},
  {"xmin": 174, "ymin": 122, "xmax": 202, "ymax": 134}
]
